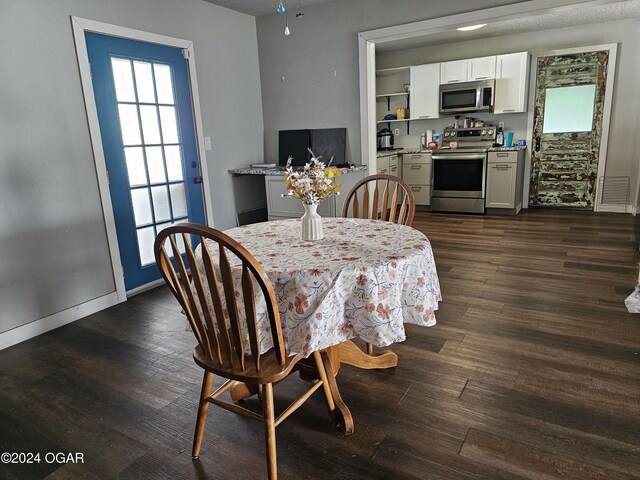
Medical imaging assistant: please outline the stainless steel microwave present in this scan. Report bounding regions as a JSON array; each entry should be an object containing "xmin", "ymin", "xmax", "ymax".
[{"xmin": 439, "ymin": 80, "xmax": 495, "ymax": 115}]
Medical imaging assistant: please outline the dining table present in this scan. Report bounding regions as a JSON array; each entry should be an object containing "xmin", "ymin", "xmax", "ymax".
[{"xmin": 200, "ymin": 216, "xmax": 441, "ymax": 433}]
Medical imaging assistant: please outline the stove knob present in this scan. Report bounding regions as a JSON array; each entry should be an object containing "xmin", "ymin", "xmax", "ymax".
[
  {"xmin": 488, "ymin": 129, "xmax": 494, "ymax": 135},
  {"xmin": 450, "ymin": 131, "xmax": 456, "ymax": 137},
  {"xmin": 481, "ymin": 129, "xmax": 487, "ymax": 135},
  {"xmin": 444, "ymin": 132, "xmax": 449, "ymax": 137}
]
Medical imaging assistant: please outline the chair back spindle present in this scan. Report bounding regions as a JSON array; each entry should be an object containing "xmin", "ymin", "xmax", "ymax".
[{"xmin": 342, "ymin": 174, "xmax": 416, "ymax": 226}]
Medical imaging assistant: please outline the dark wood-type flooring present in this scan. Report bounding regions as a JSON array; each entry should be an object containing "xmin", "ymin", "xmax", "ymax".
[{"xmin": 1, "ymin": 210, "xmax": 639, "ymax": 479}]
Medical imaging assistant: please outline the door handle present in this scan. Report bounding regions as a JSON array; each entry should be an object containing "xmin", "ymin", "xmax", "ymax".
[
  {"xmin": 193, "ymin": 176, "xmax": 203, "ymax": 184},
  {"xmin": 535, "ymin": 137, "xmax": 541, "ymax": 152}
]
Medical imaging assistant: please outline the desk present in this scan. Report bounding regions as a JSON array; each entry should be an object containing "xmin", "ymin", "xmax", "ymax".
[{"xmin": 199, "ymin": 217, "xmax": 441, "ymax": 432}]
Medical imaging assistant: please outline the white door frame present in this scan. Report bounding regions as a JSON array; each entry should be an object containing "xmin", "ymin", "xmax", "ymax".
[
  {"xmin": 358, "ymin": 0, "xmax": 624, "ymax": 210},
  {"xmin": 71, "ymin": 16, "xmax": 214, "ymax": 300},
  {"xmin": 524, "ymin": 43, "xmax": 618, "ymax": 211}
]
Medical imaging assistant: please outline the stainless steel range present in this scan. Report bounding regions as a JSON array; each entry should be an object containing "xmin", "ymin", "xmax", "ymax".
[{"xmin": 431, "ymin": 126, "xmax": 497, "ymax": 214}]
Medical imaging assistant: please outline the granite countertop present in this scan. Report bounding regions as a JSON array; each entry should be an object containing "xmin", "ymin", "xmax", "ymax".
[
  {"xmin": 488, "ymin": 146, "xmax": 527, "ymax": 151},
  {"xmin": 376, "ymin": 149, "xmax": 432, "ymax": 157},
  {"xmin": 229, "ymin": 165, "xmax": 368, "ymax": 175}
]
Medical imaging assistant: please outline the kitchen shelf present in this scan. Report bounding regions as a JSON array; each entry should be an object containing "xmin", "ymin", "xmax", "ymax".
[
  {"xmin": 376, "ymin": 91, "xmax": 410, "ymax": 111},
  {"xmin": 376, "ymin": 92, "xmax": 409, "ymax": 98},
  {"xmin": 376, "ymin": 66, "xmax": 410, "ymax": 76}
]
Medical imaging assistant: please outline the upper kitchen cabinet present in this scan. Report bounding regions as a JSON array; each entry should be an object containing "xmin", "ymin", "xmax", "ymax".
[
  {"xmin": 494, "ymin": 52, "xmax": 530, "ymax": 114},
  {"xmin": 467, "ymin": 56, "xmax": 496, "ymax": 81},
  {"xmin": 410, "ymin": 63, "xmax": 440, "ymax": 120},
  {"xmin": 440, "ymin": 60, "xmax": 467, "ymax": 84},
  {"xmin": 440, "ymin": 56, "xmax": 496, "ymax": 84}
]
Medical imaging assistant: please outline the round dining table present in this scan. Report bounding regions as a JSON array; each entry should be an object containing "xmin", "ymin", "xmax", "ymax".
[{"xmin": 221, "ymin": 217, "xmax": 441, "ymax": 358}]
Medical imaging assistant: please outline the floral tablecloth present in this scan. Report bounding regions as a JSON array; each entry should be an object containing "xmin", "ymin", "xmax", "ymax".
[{"xmin": 198, "ymin": 218, "xmax": 441, "ymax": 358}]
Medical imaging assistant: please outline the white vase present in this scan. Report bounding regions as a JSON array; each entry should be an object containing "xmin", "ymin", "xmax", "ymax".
[{"xmin": 301, "ymin": 203, "xmax": 324, "ymax": 241}]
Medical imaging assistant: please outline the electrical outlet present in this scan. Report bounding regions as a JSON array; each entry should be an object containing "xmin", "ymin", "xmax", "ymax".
[{"xmin": 394, "ymin": 128, "xmax": 400, "ymax": 136}]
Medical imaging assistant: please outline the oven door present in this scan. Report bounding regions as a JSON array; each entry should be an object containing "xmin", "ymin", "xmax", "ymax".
[{"xmin": 432, "ymin": 153, "xmax": 487, "ymax": 199}]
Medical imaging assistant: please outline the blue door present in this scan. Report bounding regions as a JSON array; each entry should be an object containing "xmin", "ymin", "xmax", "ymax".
[{"xmin": 86, "ymin": 33, "xmax": 205, "ymax": 291}]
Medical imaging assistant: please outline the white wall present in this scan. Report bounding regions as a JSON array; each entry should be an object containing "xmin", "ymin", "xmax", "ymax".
[
  {"xmin": 377, "ymin": 18, "xmax": 640, "ymax": 195},
  {"xmin": 0, "ymin": 0, "xmax": 264, "ymax": 336},
  {"xmin": 255, "ymin": 0, "xmax": 529, "ymax": 165}
]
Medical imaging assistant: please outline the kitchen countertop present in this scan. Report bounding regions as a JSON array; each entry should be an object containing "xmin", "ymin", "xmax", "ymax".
[
  {"xmin": 229, "ymin": 165, "xmax": 368, "ymax": 175},
  {"xmin": 376, "ymin": 146, "xmax": 526, "ymax": 156}
]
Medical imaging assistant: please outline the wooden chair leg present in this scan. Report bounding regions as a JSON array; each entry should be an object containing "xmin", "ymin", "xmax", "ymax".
[
  {"xmin": 312, "ymin": 351, "xmax": 336, "ymax": 421},
  {"xmin": 192, "ymin": 371, "xmax": 214, "ymax": 459},
  {"xmin": 262, "ymin": 383, "xmax": 277, "ymax": 479}
]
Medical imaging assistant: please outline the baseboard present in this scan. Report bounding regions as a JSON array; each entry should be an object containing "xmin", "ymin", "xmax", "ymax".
[
  {"xmin": 597, "ymin": 203, "xmax": 633, "ymax": 214},
  {"xmin": 0, "ymin": 291, "xmax": 121, "ymax": 350}
]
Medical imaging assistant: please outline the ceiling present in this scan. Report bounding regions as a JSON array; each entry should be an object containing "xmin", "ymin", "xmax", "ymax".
[
  {"xmin": 201, "ymin": 0, "xmax": 337, "ymax": 17},
  {"xmin": 202, "ymin": 0, "xmax": 640, "ymax": 51},
  {"xmin": 371, "ymin": 0, "xmax": 640, "ymax": 51}
]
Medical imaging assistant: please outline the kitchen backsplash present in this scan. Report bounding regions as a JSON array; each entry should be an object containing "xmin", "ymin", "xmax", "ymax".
[{"xmin": 390, "ymin": 112, "xmax": 529, "ymax": 149}]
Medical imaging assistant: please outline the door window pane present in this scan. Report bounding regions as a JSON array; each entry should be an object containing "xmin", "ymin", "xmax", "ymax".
[
  {"xmin": 543, "ymin": 85, "xmax": 596, "ymax": 134},
  {"xmin": 117, "ymin": 104, "xmax": 142, "ymax": 145},
  {"xmin": 139, "ymin": 105, "xmax": 161, "ymax": 144},
  {"xmin": 111, "ymin": 58, "xmax": 135, "ymax": 102},
  {"xmin": 146, "ymin": 146, "xmax": 166, "ymax": 184},
  {"xmin": 165, "ymin": 145, "xmax": 184, "ymax": 181},
  {"xmin": 154, "ymin": 64, "xmax": 175, "ymax": 104},
  {"xmin": 159, "ymin": 106, "xmax": 179, "ymax": 143},
  {"xmin": 136, "ymin": 226, "xmax": 156, "ymax": 266},
  {"xmin": 133, "ymin": 61, "xmax": 156, "ymax": 104},
  {"xmin": 124, "ymin": 147, "xmax": 147, "ymax": 186},
  {"xmin": 151, "ymin": 185, "xmax": 171, "ymax": 222},
  {"xmin": 131, "ymin": 188, "xmax": 153, "ymax": 226},
  {"xmin": 170, "ymin": 183, "xmax": 188, "ymax": 218}
]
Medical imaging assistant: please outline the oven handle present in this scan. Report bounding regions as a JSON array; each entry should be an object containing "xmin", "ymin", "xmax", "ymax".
[{"xmin": 432, "ymin": 154, "xmax": 486, "ymax": 161}]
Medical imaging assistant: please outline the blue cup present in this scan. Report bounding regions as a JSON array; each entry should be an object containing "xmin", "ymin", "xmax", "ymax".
[{"xmin": 505, "ymin": 131, "xmax": 514, "ymax": 148}]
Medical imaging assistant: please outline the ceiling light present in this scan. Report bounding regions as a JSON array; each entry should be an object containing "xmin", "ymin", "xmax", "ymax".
[
  {"xmin": 456, "ymin": 24, "xmax": 487, "ymax": 31},
  {"xmin": 277, "ymin": 1, "xmax": 286, "ymax": 13}
]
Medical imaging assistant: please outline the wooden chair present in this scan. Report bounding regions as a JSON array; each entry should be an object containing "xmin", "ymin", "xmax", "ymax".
[
  {"xmin": 341, "ymin": 173, "xmax": 416, "ymax": 226},
  {"xmin": 154, "ymin": 223, "xmax": 339, "ymax": 479},
  {"xmin": 342, "ymin": 174, "xmax": 415, "ymax": 355}
]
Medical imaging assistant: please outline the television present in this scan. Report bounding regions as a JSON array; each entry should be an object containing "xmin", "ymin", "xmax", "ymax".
[{"xmin": 279, "ymin": 128, "xmax": 346, "ymax": 167}]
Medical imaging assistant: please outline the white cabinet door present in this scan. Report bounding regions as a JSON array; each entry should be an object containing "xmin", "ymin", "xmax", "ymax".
[
  {"xmin": 486, "ymin": 162, "xmax": 517, "ymax": 208},
  {"xmin": 440, "ymin": 60, "xmax": 468, "ymax": 84},
  {"xmin": 410, "ymin": 64, "xmax": 440, "ymax": 120},
  {"xmin": 377, "ymin": 155, "xmax": 390, "ymax": 175},
  {"xmin": 389, "ymin": 154, "xmax": 400, "ymax": 177},
  {"xmin": 467, "ymin": 56, "xmax": 496, "ymax": 80},
  {"xmin": 494, "ymin": 52, "xmax": 529, "ymax": 114}
]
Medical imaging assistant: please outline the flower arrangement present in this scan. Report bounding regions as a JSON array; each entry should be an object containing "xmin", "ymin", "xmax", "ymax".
[{"xmin": 283, "ymin": 148, "xmax": 342, "ymax": 205}]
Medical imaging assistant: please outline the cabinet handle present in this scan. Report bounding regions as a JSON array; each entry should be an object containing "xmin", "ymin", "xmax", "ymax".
[
  {"xmin": 418, "ymin": 115, "xmax": 431, "ymax": 119},
  {"xmin": 410, "ymin": 164, "xmax": 422, "ymax": 169},
  {"xmin": 411, "ymin": 186, "xmax": 422, "ymax": 191},
  {"xmin": 380, "ymin": 169, "xmax": 388, "ymax": 173},
  {"xmin": 497, "ymin": 153, "xmax": 509, "ymax": 157},
  {"xmin": 475, "ymin": 76, "xmax": 487, "ymax": 80},
  {"xmin": 447, "ymin": 80, "xmax": 460, "ymax": 83},
  {"xmin": 502, "ymin": 108, "xmax": 515, "ymax": 112},
  {"xmin": 411, "ymin": 155, "xmax": 422, "ymax": 159},
  {"xmin": 495, "ymin": 164, "xmax": 511, "ymax": 170}
]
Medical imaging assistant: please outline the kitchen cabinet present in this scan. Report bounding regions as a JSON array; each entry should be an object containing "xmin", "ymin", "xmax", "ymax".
[
  {"xmin": 440, "ymin": 56, "xmax": 496, "ymax": 84},
  {"xmin": 402, "ymin": 153, "xmax": 432, "ymax": 206},
  {"xmin": 265, "ymin": 169, "xmax": 366, "ymax": 221},
  {"xmin": 485, "ymin": 149, "xmax": 525, "ymax": 214},
  {"xmin": 494, "ymin": 52, "xmax": 530, "ymax": 114},
  {"xmin": 376, "ymin": 153, "xmax": 399, "ymax": 176},
  {"xmin": 467, "ymin": 56, "xmax": 496, "ymax": 81},
  {"xmin": 440, "ymin": 60, "xmax": 467, "ymax": 84},
  {"xmin": 409, "ymin": 63, "xmax": 440, "ymax": 120}
]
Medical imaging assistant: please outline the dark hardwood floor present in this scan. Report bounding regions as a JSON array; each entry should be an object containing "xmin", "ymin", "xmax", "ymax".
[{"xmin": 1, "ymin": 210, "xmax": 639, "ymax": 479}]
